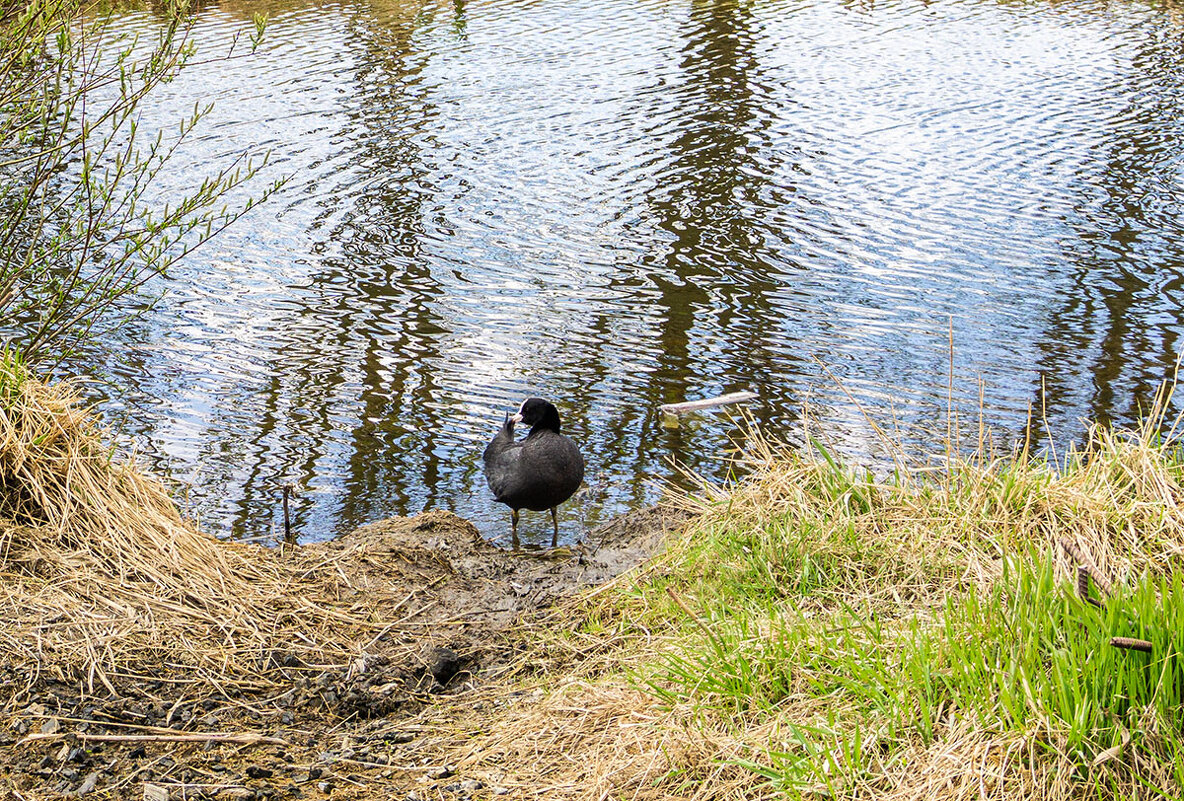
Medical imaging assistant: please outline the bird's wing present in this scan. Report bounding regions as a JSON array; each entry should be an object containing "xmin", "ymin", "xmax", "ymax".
[
  {"xmin": 483, "ymin": 414, "xmax": 527, "ymax": 502},
  {"xmin": 484, "ymin": 443, "xmax": 527, "ymax": 501}
]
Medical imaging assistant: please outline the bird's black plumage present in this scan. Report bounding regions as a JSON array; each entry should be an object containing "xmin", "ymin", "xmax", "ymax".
[{"xmin": 483, "ymin": 397, "xmax": 584, "ymax": 548}]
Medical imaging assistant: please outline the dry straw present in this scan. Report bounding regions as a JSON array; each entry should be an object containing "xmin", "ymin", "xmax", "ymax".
[{"xmin": 0, "ymin": 356, "xmax": 384, "ymax": 698}]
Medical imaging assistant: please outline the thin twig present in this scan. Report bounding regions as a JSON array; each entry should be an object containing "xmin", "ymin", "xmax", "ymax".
[
  {"xmin": 659, "ymin": 391, "xmax": 758, "ymax": 415},
  {"xmin": 1059, "ymin": 538, "xmax": 1113, "ymax": 595},
  {"xmin": 666, "ymin": 588, "xmax": 722, "ymax": 651},
  {"xmin": 1077, "ymin": 566, "xmax": 1103, "ymax": 608},
  {"xmin": 19, "ymin": 731, "xmax": 287, "ymax": 746}
]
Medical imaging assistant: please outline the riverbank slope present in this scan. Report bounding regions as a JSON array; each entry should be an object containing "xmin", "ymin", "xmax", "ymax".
[{"xmin": 2, "ymin": 360, "xmax": 1181, "ymax": 799}]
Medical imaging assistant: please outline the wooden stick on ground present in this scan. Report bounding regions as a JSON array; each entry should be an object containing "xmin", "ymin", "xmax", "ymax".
[
  {"xmin": 1059, "ymin": 539, "xmax": 1153, "ymax": 653},
  {"xmin": 1077, "ymin": 566, "xmax": 1104, "ymax": 608},
  {"xmin": 19, "ymin": 731, "xmax": 287, "ymax": 747},
  {"xmin": 1059, "ymin": 538, "xmax": 1113, "ymax": 595}
]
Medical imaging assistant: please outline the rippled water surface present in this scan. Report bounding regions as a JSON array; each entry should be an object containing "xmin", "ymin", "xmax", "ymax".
[{"xmin": 62, "ymin": 0, "xmax": 1184, "ymax": 543}]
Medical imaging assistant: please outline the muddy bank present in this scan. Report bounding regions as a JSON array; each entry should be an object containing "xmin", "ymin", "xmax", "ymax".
[{"xmin": 1, "ymin": 505, "xmax": 692, "ymax": 800}]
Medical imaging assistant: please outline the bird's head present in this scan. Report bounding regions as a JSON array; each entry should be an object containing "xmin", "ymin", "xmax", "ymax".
[{"xmin": 516, "ymin": 397, "xmax": 562, "ymax": 433}]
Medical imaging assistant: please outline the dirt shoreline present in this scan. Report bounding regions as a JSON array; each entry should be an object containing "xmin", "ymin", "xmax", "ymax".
[{"xmin": 1, "ymin": 505, "xmax": 692, "ymax": 800}]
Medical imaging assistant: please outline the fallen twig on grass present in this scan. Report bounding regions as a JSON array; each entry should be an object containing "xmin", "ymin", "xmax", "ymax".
[
  {"xmin": 1060, "ymin": 537, "xmax": 1113, "ymax": 596},
  {"xmin": 665, "ymin": 587, "xmax": 722, "ymax": 651},
  {"xmin": 19, "ymin": 731, "xmax": 287, "ymax": 747},
  {"xmin": 1110, "ymin": 636, "xmax": 1154, "ymax": 653},
  {"xmin": 1059, "ymin": 538, "xmax": 1154, "ymax": 653}
]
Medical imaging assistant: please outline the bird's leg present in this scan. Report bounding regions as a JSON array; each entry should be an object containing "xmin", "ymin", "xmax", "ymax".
[
  {"xmin": 550, "ymin": 507, "xmax": 558, "ymax": 548},
  {"xmin": 511, "ymin": 509, "xmax": 520, "ymax": 551}
]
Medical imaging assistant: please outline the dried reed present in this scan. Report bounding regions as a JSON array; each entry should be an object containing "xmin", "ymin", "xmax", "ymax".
[{"xmin": 0, "ymin": 356, "xmax": 383, "ymax": 698}]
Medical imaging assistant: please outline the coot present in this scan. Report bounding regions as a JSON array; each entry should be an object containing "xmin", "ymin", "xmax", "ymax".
[{"xmin": 483, "ymin": 397, "xmax": 585, "ymax": 548}]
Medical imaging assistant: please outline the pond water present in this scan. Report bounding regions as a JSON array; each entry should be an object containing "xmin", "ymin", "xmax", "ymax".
[{"xmin": 67, "ymin": 0, "xmax": 1184, "ymax": 545}]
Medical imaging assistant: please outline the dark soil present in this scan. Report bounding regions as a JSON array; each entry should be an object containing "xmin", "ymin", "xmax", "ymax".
[{"xmin": 0, "ymin": 506, "xmax": 691, "ymax": 800}]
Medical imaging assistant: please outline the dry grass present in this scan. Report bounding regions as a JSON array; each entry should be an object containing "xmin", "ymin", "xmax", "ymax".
[
  {"xmin": 0, "ymin": 353, "xmax": 392, "ymax": 698},
  {"xmin": 445, "ymin": 682, "xmax": 776, "ymax": 800}
]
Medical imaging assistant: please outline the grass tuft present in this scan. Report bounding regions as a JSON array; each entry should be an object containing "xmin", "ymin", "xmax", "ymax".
[{"xmin": 0, "ymin": 369, "xmax": 413, "ymax": 698}]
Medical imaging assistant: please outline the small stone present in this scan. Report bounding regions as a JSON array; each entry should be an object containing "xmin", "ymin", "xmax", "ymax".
[
  {"xmin": 67, "ymin": 746, "xmax": 87, "ymax": 763},
  {"xmin": 201, "ymin": 714, "xmax": 219, "ymax": 727},
  {"xmin": 427, "ymin": 647, "xmax": 463, "ymax": 686},
  {"xmin": 307, "ymin": 766, "xmax": 323, "ymax": 780},
  {"xmin": 459, "ymin": 780, "xmax": 482, "ymax": 792},
  {"xmin": 128, "ymin": 746, "xmax": 147, "ymax": 760},
  {"xmin": 40, "ymin": 718, "xmax": 60, "ymax": 735},
  {"xmin": 280, "ymin": 711, "xmax": 294, "ymax": 725},
  {"xmin": 492, "ymin": 788, "xmax": 510, "ymax": 796},
  {"xmin": 316, "ymin": 782, "xmax": 332, "ymax": 794},
  {"xmin": 245, "ymin": 765, "xmax": 273, "ymax": 780},
  {"xmin": 73, "ymin": 771, "xmax": 99, "ymax": 796},
  {"xmin": 143, "ymin": 783, "xmax": 169, "ymax": 801},
  {"xmin": 427, "ymin": 765, "xmax": 453, "ymax": 780}
]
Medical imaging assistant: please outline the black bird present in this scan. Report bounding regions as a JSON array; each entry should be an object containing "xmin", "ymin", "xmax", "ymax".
[{"xmin": 483, "ymin": 397, "xmax": 585, "ymax": 549}]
